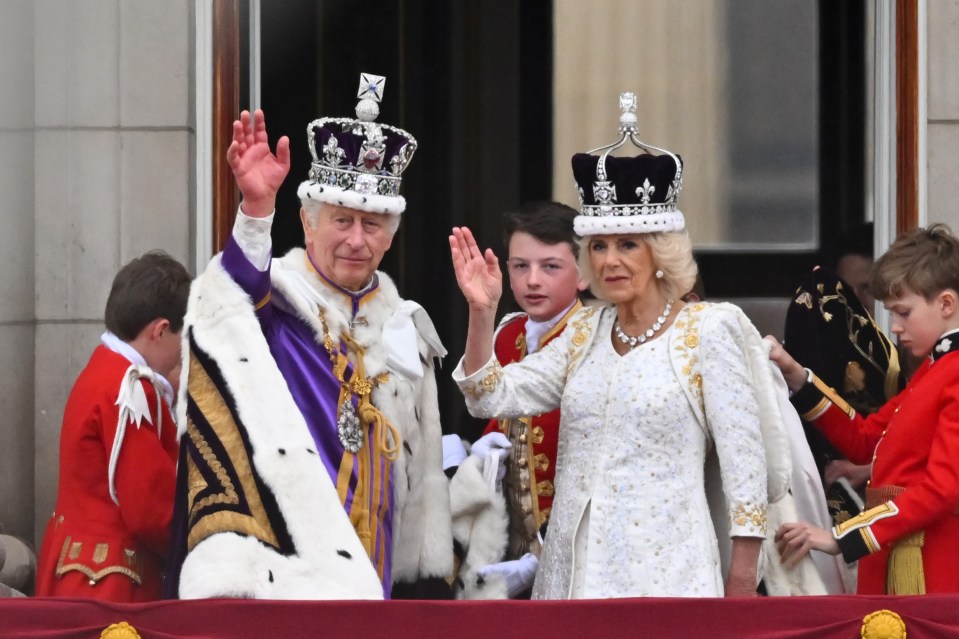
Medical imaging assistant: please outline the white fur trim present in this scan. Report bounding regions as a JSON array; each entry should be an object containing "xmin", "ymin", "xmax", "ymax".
[
  {"xmin": 180, "ymin": 248, "xmax": 454, "ymax": 596},
  {"xmin": 179, "ymin": 255, "xmax": 383, "ymax": 600},
  {"xmin": 297, "ymin": 180, "xmax": 405, "ymax": 215},
  {"xmin": 450, "ymin": 455, "xmax": 509, "ymax": 600},
  {"xmin": 180, "ymin": 533, "xmax": 382, "ymax": 600},
  {"xmin": 574, "ymin": 210, "xmax": 685, "ymax": 236}
]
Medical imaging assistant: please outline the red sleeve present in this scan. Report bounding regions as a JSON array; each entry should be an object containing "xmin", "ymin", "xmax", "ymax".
[
  {"xmin": 105, "ymin": 380, "xmax": 179, "ymax": 557},
  {"xmin": 791, "ymin": 371, "xmax": 898, "ymax": 464},
  {"xmin": 814, "ymin": 396, "xmax": 895, "ymax": 464}
]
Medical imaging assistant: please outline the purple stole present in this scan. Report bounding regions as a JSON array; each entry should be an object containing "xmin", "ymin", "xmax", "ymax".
[{"xmin": 221, "ymin": 237, "xmax": 395, "ymax": 597}]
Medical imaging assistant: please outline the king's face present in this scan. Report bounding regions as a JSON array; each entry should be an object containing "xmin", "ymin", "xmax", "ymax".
[{"xmin": 302, "ymin": 204, "xmax": 394, "ymax": 291}]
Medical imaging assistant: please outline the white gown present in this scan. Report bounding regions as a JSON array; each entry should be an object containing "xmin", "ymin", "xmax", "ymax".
[{"xmin": 454, "ymin": 303, "xmax": 768, "ymax": 599}]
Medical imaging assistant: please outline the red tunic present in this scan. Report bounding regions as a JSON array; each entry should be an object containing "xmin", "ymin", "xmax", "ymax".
[
  {"xmin": 35, "ymin": 345, "xmax": 178, "ymax": 601},
  {"xmin": 794, "ymin": 347, "xmax": 959, "ymax": 594},
  {"xmin": 482, "ymin": 302, "xmax": 581, "ymax": 559}
]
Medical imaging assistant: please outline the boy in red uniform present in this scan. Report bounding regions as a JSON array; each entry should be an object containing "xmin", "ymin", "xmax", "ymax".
[
  {"xmin": 771, "ymin": 224, "xmax": 959, "ymax": 594},
  {"xmin": 470, "ymin": 201, "xmax": 587, "ymax": 595},
  {"xmin": 35, "ymin": 251, "xmax": 191, "ymax": 601}
]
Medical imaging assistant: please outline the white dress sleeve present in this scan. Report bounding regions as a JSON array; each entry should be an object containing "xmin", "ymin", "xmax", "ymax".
[
  {"xmin": 451, "ymin": 322, "xmax": 577, "ymax": 421},
  {"xmin": 699, "ymin": 308, "xmax": 769, "ymax": 539}
]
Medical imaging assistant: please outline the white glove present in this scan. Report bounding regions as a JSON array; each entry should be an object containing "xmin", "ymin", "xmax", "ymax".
[
  {"xmin": 470, "ymin": 432, "xmax": 512, "ymax": 482},
  {"xmin": 442, "ymin": 434, "xmax": 468, "ymax": 471},
  {"xmin": 477, "ymin": 553, "xmax": 539, "ymax": 598}
]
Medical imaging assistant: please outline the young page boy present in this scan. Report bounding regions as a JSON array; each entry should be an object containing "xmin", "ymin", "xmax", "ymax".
[
  {"xmin": 464, "ymin": 202, "xmax": 587, "ymax": 596},
  {"xmin": 35, "ymin": 251, "xmax": 191, "ymax": 602},
  {"xmin": 770, "ymin": 224, "xmax": 959, "ymax": 595}
]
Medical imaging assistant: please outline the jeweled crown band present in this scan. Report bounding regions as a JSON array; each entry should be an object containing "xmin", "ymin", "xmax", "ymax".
[
  {"xmin": 308, "ymin": 163, "xmax": 402, "ymax": 198},
  {"xmin": 579, "ymin": 202, "xmax": 679, "ymax": 217}
]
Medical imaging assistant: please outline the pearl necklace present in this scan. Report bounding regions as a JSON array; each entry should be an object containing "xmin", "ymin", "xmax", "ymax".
[{"xmin": 614, "ymin": 299, "xmax": 674, "ymax": 349}]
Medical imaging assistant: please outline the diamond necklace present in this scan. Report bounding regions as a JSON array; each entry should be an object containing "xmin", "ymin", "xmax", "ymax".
[{"xmin": 614, "ymin": 299, "xmax": 674, "ymax": 349}]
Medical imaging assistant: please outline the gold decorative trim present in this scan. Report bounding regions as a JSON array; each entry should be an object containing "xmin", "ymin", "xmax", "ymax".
[
  {"xmin": 811, "ymin": 373, "xmax": 855, "ymax": 418},
  {"xmin": 731, "ymin": 502, "xmax": 768, "ymax": 533},
  {"xmin": 834, "ymin": 501, "xmax": 899, "ymax": 538},
  {"xmin": 101, "ymin": 621, "xmax": 142, "ymax": 639},
  {"xmin": 185, "ymin": 348, "xmax": 282, "ymax": 552},
  {"xmin": 565, "ymin": 306, "xmax": 599, "ymax": 375},
  {"xmin": 860, "ymin": 609, "xmax": 906, "ymax": 639},
  {"xmin": 533, "ymin": 453, "xmax": 550, "ymax": 472},
  {"xmin": 462, "ymin": 360, "xmax": 505, "ymax": 400},
  {"xmin": 801, "ymin": 397, "xmax": 832, "ymax": 422},
  {"xmin": 888, "ymin": 530, "xmax": 926, "ymax": 595},
  {"xmin": 536, "ymin": 480, "xmax": 555, "ymax": 497},
  {"xmin": 514, "ymin": 332, "xmax": 527, "ymax": 358},
  {"xmin": 253, "ymin": 291, "xmax": 271, "ymax": 311},
  {"xmin": 540, "ymin": 300, "xmax": 583, "ymax": 348},
  {"xmin": 55, "ymin": 537, "xmax": 143, "ymax": 586},
  {"xmin": 673, "ymin": 305, "xmax": 705, "ymax": 413}
]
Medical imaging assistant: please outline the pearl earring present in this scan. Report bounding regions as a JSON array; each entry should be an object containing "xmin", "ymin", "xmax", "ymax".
[{"xmin": 655, "ymin": 269, "xmax": 664, "ymax": 279}]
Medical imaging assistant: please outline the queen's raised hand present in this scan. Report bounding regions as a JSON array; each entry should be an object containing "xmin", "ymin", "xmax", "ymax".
[{"xmin": 449, "ymin": 226, "xmax": 502, "ymax": 312}]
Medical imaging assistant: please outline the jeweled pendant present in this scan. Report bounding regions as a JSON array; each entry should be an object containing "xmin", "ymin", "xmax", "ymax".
[
  {"xmin": 337, "ymin": 400, "xmax": 363, "ymax": 453},
  {"xmin": 363, "ymin": 148, "xmax": 380, "ymax": 170}
]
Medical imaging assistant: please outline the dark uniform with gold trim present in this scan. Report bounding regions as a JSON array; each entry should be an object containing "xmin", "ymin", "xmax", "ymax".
[
  {"xmin": 481, "ymin": 301, "xmax": 582, "ymax": 560},
  {"xmin": 784, "ymin": 268, "xmax": 905, "ymax": 526},
  {"xmin": 791, "ymin": 331, "xmax": 959, "ymax": 594}
]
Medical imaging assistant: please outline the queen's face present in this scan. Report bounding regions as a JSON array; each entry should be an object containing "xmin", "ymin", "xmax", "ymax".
[{"xmin": 587, "ymin": 234, "xmax": 658, "ymax": 305}]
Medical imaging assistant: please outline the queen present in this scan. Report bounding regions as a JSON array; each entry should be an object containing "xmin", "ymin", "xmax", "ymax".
[{"xmin": 449, "ymin": 96, "xmax": 772, "ymax": 598}]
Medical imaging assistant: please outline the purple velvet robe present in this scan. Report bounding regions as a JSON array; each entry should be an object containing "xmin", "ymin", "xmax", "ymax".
[{"xmin": 221, "ymin": 237, "xmax": 395, "ymax": 596}]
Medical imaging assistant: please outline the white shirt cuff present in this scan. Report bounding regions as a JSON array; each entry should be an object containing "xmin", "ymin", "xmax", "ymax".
[{"xmin": 232, "ymin": 206, "xmax": 275, "ymax": 271}]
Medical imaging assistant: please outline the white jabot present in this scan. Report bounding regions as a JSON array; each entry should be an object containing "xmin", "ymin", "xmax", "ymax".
[
  {"xmin": 100, "ymin": 331, "xmax": 174, "ymax": 405},
  {"xmin": 100, "ymin": 331, "xmax": 171, "ymax": 506},
  {"xmin": 233, "ymin": 206, "xmax": 276, "ymax": 271},
  {"xmin": 524, "ymin": 301, "xmax": 578, "ymax": 354},
  {"xmin": 382, "ymin": 300, "xmax": 448, "ymax": 380}
]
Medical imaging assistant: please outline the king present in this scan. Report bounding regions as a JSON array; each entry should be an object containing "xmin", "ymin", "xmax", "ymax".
[{"xmin": 167, "ymin": 74, "xmax": 454, "ymax": 600}]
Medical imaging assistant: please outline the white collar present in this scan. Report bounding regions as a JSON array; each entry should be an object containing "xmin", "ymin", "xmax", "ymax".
[
  {"xmin": 525, "ymin": 301, "xmax": 578, "ymax": 354},
  {"xmin": 100, "ymin": 331, "xmax": 174, "ymax": 404}
]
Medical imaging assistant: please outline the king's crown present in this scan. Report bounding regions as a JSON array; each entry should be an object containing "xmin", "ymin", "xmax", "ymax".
[{"xmin": 304, "ymin": 73, "xmax": 417, "ymax": 205}]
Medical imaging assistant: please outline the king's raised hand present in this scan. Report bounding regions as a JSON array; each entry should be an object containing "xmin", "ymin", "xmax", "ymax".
[{"xmin": 226, "ymin": 109, "xmax": 291, "ymax": 218}]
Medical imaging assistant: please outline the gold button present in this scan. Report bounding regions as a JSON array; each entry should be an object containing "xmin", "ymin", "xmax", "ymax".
[
  {"xmin": 521, "ymin": 483, "xmax": 529, "ymax": 491},
  {"xmin": 518, "ymin": 458, "xmax": 528, "ymax": 467},
  {"xmin": 519, "ymin": 434, "xmax": 527, "ymax": 443}
]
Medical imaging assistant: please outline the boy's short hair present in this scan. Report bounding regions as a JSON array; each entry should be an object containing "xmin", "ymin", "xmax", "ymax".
[
  {"xmin": 502, "ymin": 201, "xmax": 580, "ymax": 258},
  {"xmin": 105, "ymin": 250, "xmax": 192, "ymax": 341},
  {"xmin": 872, "ymin": 223, "xmax": 959, "ymax": 301}
]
